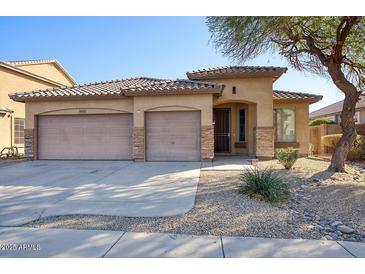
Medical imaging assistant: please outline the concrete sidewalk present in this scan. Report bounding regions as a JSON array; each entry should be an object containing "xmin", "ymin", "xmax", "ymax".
[{"xmin": 0, "ymin": 227, "xmax": 364, "ymax": 258}]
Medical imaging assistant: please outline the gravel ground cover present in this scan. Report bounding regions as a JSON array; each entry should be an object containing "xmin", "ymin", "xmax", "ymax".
[{"xmin": 25, "ymin": 157, "xmax": 365, "ymax": 241}]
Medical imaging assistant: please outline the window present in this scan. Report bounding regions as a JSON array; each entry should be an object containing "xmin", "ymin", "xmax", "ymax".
[
  {"xmin": 232, "ymin": 86, "xmax": 236, "ymax": 94},
  {"xmin": 14, "ymin": 118, "xmax": 25, "ymax": 145},
  {"xmin": 239, "ymin": 108, "xmax": 245, "ymax": 141},
  {"xmin": 274, "ymin": 108, "xmax": 295, "ymax": 142}
]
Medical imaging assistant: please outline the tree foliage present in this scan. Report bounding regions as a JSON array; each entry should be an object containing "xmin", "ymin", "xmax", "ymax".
[{"xmin": 207, "ymin": 17, "xmax": 364, "ymax": 92}]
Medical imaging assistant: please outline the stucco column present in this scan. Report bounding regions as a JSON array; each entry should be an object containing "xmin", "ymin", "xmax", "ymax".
[
  {"xmin": 201, "ymin": 125, "xmax": 214, "ymax": 161},
  {"xmin": 254, "ymin": 101, "xmax": 274, "ymax": 158},
  {"xmin": 132, "ymin": 105, "xmax": 145, "ymax": 161},
  {"xmin": 254, "ymin": 127, "xmax": 274, "ymax": 158},
  {"xmin": 132, "ymin": 127, "xmax": 145, "ymax": 161},
  {"xmin": 24, "ymin": 128, "xmax": 36, "ymax": 160}
]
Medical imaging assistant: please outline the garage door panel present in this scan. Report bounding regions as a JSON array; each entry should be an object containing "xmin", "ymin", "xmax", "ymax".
[
  {"xmin": 38, "ymin": 114, "xmax": 132, "ymax": 160},
  {"xmin": 146, "ymin": 111, "xmax": 201, "ymax": 161}
]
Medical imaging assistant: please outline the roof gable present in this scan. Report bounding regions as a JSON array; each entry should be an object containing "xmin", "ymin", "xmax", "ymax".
[
  {"xmin": 3, "ymin": 59, "xmax": 76, "ymax": 85},
  {"xmin": 187, "ymin": 66, "xmax": 287, "ymax": 81}
]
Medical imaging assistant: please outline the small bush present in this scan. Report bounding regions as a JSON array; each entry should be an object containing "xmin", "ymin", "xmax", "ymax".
[
  {"xmin": 275, "ymin": 147, "xmax": 299, "ymax": 169},
  {"xmin": 239, "ymin": 169, "xmax": 290, "ymax": 203},
  {"xmin": 347, "ymin": 147, "xmax": 364, "ymax": 161},
  {"xmin": 321, "ymin": 134, "xmax": 342, "ymax": 149},
  {"xmin": 321, "ymin": 134, "xmax": 365, "ymax": 160},
  {"xmin": 309, "ymin": 118, "xmax": 336, "ymax": 126}
]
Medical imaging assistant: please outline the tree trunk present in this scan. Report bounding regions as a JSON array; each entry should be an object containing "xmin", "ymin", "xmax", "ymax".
[{"xmin": 329, "ymin": 93, "xmax": 358, "ymax": 172}]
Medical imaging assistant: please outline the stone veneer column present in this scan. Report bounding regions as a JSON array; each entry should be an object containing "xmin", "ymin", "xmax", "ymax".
[
  {"xmin": 254, "ymin": 127, "xmax": 274, "ymax": 158},
  {"xmin": 201, "ymin": 125, "xmax": 214, "ymax": 161},
  {"xmin": 133, "ymin": 127, "xmax": 145, "ymax": 161},
  {"xmin": 24, "ymin": 128, "xmax": 36, "ymax": 160}
]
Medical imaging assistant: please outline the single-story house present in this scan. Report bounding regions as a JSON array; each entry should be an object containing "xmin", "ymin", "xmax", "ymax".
[
  {"xmin": 310, "ymin": 95, "xmax": 365, "ymax": 124},
  {"xmin": 0, "ymin": 59, "xmax": 76, "ymax": 154},
  {"xmin": 9, "ymin": 66, "xmax": 322, "ymax": 161}
]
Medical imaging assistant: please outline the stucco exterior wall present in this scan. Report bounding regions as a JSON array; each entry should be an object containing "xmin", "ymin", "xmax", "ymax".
[
  {"xmin": 133, "ymin": 94, "xmax": 213, "ymax": 127},
  {"xmin": 16, "ymin": 63, "xmax": 74, "ymax": 86},
  {"xmin": 24, "ymin": 94, "xmax": 214, "ymax": 160},
  {"xmin": 212, "ymin": 77, "xmax": 273, "ymax": 127},
  {"xmin": 25, "ymin": 98, "xmax": 134, "ymax": 128},
  {"xmin": 210, "ymin": 77, "xmax": 274, "ymax": 157},
  {"xmin": 0, "ymin": 67, "xmax": 59, "ymax": 152},
  {"xmin": 273, "ymin": 101, "xmax": 310, "ymax": 155}
]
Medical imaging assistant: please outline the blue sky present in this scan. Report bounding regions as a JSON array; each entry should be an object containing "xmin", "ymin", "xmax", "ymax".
[{"xmin": 0, "ymin": 16, "xmax": 345, "ymax": 111}]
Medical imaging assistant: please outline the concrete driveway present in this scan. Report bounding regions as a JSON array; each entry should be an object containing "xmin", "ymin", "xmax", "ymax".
[{"xmin": 0, "ymin": 161, "xmax": 200, "ymax": 226}]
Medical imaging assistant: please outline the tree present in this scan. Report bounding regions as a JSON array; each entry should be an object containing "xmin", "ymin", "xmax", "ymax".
[{"xmin": 207, "ymin": 16, "xmax": 364, "ymax": 172}]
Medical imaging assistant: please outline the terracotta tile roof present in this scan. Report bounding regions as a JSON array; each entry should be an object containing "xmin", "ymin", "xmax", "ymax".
[
  {"xmin": 9, "ymin": 77, "xmax": 224, "ymax": 102},
  {"xmin": 273, "ymin": 90, "xmax": 322, "ymax": 103},
  {"xmin": 187, "ymin": 66, "xmax": 287, "ymax": 81},
  {"xmin": 310, "ymin": 95, "xmax": 365, "ymax": 119}
]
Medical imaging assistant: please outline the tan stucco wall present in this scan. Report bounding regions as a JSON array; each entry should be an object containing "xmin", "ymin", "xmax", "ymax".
[
  {"xmin": 273, "ymin": 101, "xmax": 310, "ymax": 155},
  {"xmin": 212, "ymin": 77, "xmax": 273, "ymax": 127},
  {"xmin": 25, "ymin": 94, "xmax": 213, "ymax": 129},
  {"xmin": 133, "ymin": 94, "xmax": 213, "ymax": 127},
  {"xmin": 16, "ymin": 63, "xmax": 74, "ymax": 86},
  {"xmin": 25, "ymin": 98, "xmax": 134, "ymax": 128},
  {"xmin": 0, "ymin": 67, "xmax": 59, "ymax": 151}
]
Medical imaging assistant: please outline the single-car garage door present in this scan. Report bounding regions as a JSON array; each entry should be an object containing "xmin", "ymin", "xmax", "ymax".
[
  {"xmin": 38, "ymin": 114, "xmax": 133, "ymax": 160},
  {"xmin": 146, "ymin": 111, "xmax": 201, "ymax": 161}
]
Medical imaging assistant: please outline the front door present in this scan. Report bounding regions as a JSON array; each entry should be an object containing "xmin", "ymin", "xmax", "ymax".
[{"xmin": 213, "ymin": 108, "xmax": 230, "ymax": 153}]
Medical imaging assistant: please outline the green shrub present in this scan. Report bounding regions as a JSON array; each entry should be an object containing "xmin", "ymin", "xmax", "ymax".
[
  {"xmin": 275, "ymin": 147, "xmax": 299, "ymax": 169},
  {"xmin": 321, "ymin": 134, "xmax": 365, "ymax": 160},
  {"xmin": 239, "ymin": 169, "xmax": 290, "ymax": 203},
  {"xmin": 309, "ymin": 118, "xmax": 336, "ymax": 126}
]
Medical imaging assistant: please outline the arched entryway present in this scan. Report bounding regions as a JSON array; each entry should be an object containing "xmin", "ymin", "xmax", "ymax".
[{"xmin": 213, "ymin": 100, "xmax": 257, "ymax": 157}]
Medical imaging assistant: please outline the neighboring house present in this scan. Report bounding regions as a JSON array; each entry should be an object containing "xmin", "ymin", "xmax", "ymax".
[
  {"xmin": 310, "ymin": 95, "xmax": 365, "ymax": 124},
  {"xmin": 0, "ymin": 59, "xmax": 76, "ymax": 154},
  {"xmin": 9, "ymin": 66, "xmax": 322, "ymax": 161}
]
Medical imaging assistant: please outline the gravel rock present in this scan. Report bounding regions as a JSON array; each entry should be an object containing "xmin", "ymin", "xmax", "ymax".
[
  {"xmin": 328, "ymin": 232, "xmax": 339, "ymax": 239},
  {"xmin": 337, "ymin": 225, "xmax": 355, "ymax": 234},
  {"xmin": 330, "ymin": 221, "xmax": 343, "ymax": 227},
  {"xmin": 335, "ymin": 230, "xmax": 343, "ymax": 236},
  {"xmin": 317, "ymin": 220, "xmax": 331, "ymax": 227}
]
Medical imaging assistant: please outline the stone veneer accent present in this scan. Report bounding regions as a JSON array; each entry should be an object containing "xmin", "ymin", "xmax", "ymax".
[
  {"xmin": 133, "ymin": 127, "xmax": 145, "ymax": 161},
  {"xmin": 24, "ymin": 128, "xmax": 36, "ymax": 160},
  {"xmin": 254, "ymin": 127, "xmax": 274, "ymax": 158},
  {"xmin": 201, "ymin": 125, "xmax": 214, "ymax": 161}
]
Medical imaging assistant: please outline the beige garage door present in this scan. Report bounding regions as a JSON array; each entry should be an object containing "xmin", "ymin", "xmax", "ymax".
[
  {"xmin": 38, "ymin": 114, "xmax": 133, "ymax": 160},
  {"xmin": 146, "ymin": 111, "xmax": 201, "ymax": 161}
]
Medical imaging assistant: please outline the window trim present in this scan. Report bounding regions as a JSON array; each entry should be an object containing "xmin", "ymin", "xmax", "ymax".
[
  {"xmin": 14, "ymin": 117, "xmax": 25, "ymax": 145},
  {"xmin": 238, "ymin": 107, "xmax": 246, "ymax": 142},
  {"xmin": 274, "ymin": 108, "xmax": 296, "ymax": 142}
]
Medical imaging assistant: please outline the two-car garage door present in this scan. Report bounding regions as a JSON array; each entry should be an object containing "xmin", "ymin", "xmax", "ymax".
[
  {"xmin": 38, "ymin": 114, "xmax": 133, "ymax": 160},
  {"xmin": 37, "ymin": 111, "xmax": 201, "ymax": 161}
]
